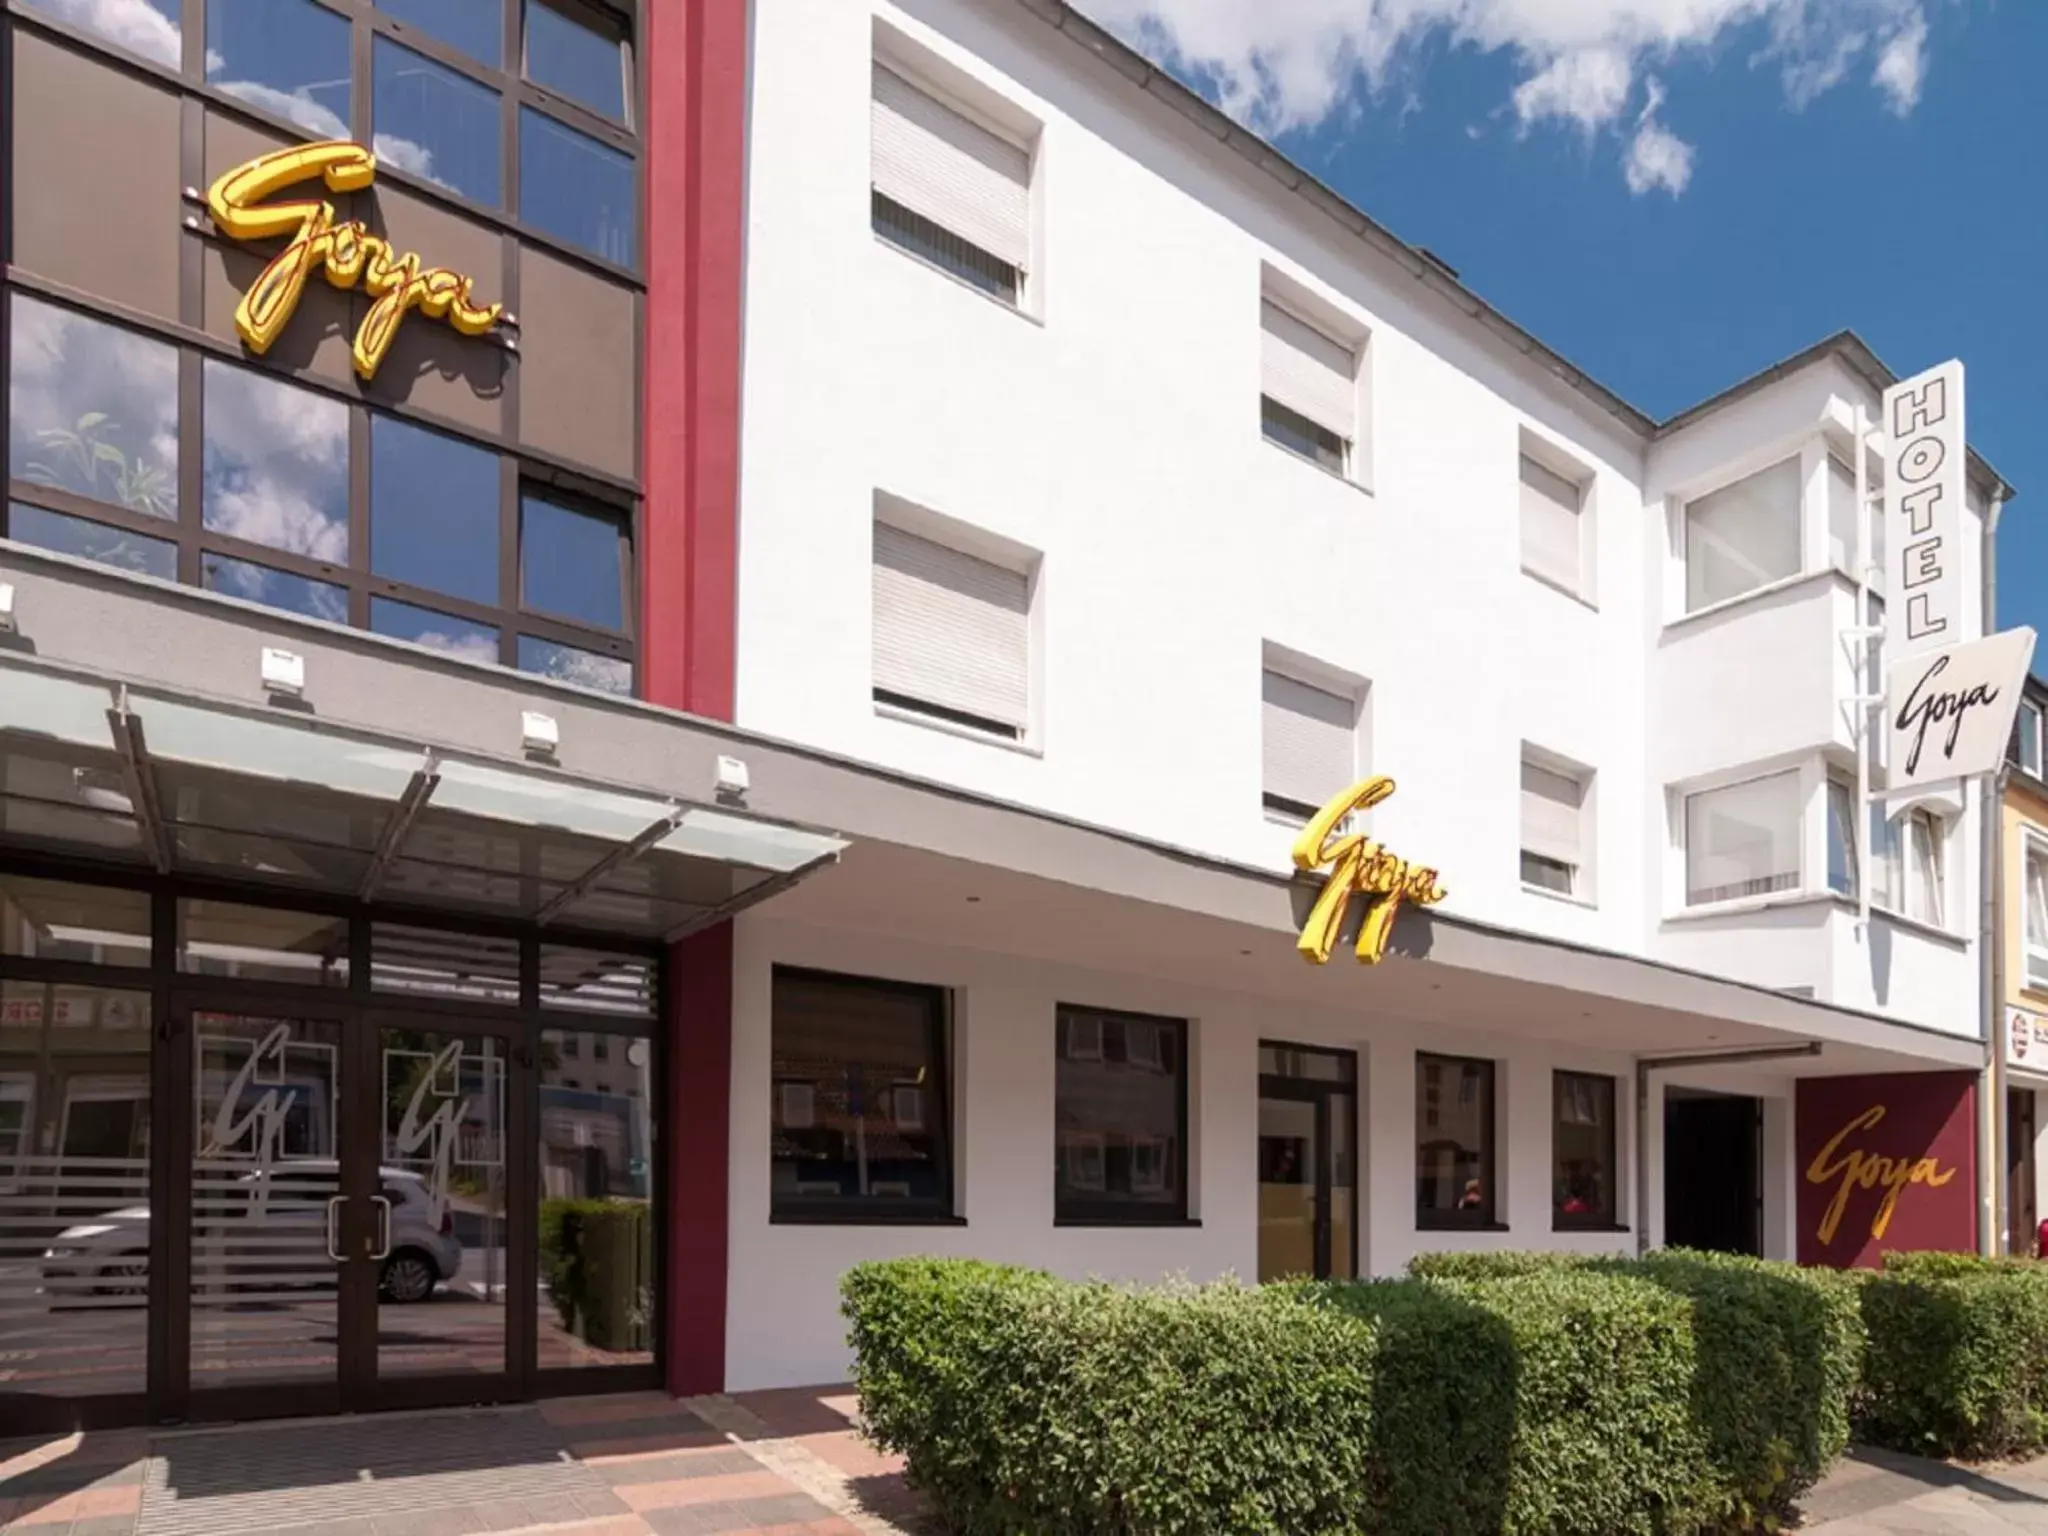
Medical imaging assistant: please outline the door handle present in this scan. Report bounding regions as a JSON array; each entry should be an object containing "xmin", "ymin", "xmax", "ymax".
[
  {"xmin": 369, "ymin": 1196, "xmax": 392, "ymax": 1261},
  {"xmin": 324, "ymin": 1195, "xmax": 345, "ymax": 1262}
]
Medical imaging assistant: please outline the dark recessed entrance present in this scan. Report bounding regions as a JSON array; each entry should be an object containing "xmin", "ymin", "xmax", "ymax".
[{"xmin": 1663, "ymin": 1088, "xmax": 1763, "ymax": 1257}]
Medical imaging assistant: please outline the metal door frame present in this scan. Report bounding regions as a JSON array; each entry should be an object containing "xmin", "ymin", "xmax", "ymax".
[{"xmin": 1256, "ymin": 1043, "xmax": 1359, "ymax": 1281}]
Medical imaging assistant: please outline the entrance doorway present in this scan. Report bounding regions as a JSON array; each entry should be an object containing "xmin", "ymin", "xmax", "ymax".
[
  {"xmin": 1256, "ymin": 1043, "xmax": 1357, "ymax": 1282},
  {"xmin": 1663, "ymin": 1089, "xmax": 1762, "ymax": 1255},
  {"xmin": 2009, "ymin": 1088, "xmax": 2038, "ymax": 1256}
]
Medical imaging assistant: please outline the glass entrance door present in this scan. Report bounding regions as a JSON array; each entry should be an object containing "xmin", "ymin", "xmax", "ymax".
[
  {"xmin": 1256, "ymin": 1043, "xmax": 1358, "ymax": 1282},
  {"xmin": 180, "ymin": 1007, "xmax": 526, "ymax": 1416}
]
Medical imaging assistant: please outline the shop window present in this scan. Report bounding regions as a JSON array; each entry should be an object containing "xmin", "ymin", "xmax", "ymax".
[
  {"xmin": 202, "ymin": 554, "xmax": 348, "ymax": 625},
  {"xmin": 372, "ymin": 596, "xmax": 501, "ymax": 665},
  {"xmin": 177, "ymin": 900, "xmax": 349, "ymax": 987},
  {"xmin": 1683, "ymin": 456, "xmax": 1803, "ymax": 612},
  {"xmin": 872, "ymin": 519, "xmax": 1031, "ymax": 741},
  {"xmin": 1521, "ymin": 754, "xmax": 1590, "ymax": 899},
  {"xmin": 1054, "ymin": 1005, "xmax": 1188, "ymax": 1224},
  {"xmin": 203, "ymin": 360, "xmax": 350, "ymax": 563},
  {"xmin": 1683, "ymin": 770, "xmax": 1801, "ymax": 907},
  {"xmin": 871, "ymin": 63, "xmax": 1029, "ymax": 305},
  {"xmin": 517, "ymin": 635, "xmax": 631, "ymax": 697},
  {"xmin": 0, "ymin": 875, "xmax": 151, "ymax": 967},
  {"xmin": 525, "ymin": 0, "xmax": 628, "ymax": 123},
  {"xmin": 1260, "ymin": 298, "xmax": 1355, "ymax": 475},
  {"xmin": 9, "ymin": 295, "xmax": 178, "ymax": 521},
  {"xmin": 378, "ymin": 0, "xmax": 503, "ymax": 69},
  {"xmin": 771, "ymin": 968, "xmax": 952, "ymax": 1220},
  {"xmin": 1416, "ymin": 1052, "xmax": 1496, "ymax": 1228},
  {"xmin": 22, "ymin": 0, "xmax": 181, "ymax": 66},
  {"xmin": 520, "ymin": 107, "xmax": 636, "ymax": 266},
  {"xmin": 370, "ymin": 416, "xmax": 500, "ymax": 606},
  {"xmin": 1553, "ymin": 1071, "xmax": 1617, "ymax": 1230},
  {"xmin": 206, "ymin": 0, "xmax": 353, "ymax": 139},
  {"xmin": 521, "ymin": 492, "xmax": 626, "ymax": 631},
  {"xmin": 373, "ymin": 35, "xmax": 504, "ymax": 207},
  {"xmin": 7, "ymin": 503, "xmax": 176, "ymax": 581},
  {"xmin": 1262, "ymin": 665, "xmax": 1356, "ymax": 825},
  {"xmin": 1520, "ymin": 450, "xmax": 1589, "ymax": 598}
]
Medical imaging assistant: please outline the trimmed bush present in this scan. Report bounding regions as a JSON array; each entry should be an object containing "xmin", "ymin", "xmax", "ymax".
[
  {"xmin": 539, "ymin": 1198, "xmax": 653, "ymax": 1350},
  {"xmin": 1860, "ymin": 1259, "xmax": 2048, "ymax": 1459},
  {"xmin": 1404, "ymin": 1250, "xmax": 1593, "ymax": 1282}
]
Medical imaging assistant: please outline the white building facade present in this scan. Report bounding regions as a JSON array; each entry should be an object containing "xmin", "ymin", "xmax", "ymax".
[{"xmin": 722, "ymin": 0, "xmax": 2007, "ymax": 1389}]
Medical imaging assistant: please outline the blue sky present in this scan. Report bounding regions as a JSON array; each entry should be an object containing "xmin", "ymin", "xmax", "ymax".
[{"xmin": 1083, "ymin": 1, "xmax": 2047, "ymax": 638}]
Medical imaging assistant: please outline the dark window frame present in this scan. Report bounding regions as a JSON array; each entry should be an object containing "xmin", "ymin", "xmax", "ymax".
[
  {"xmin": 1415, "ymin": 1050, "xmax": 1499, "ymax": 1231},
  {"xmin": 769, "ymin": 966, "xmax": 957, "ymax": 1226},
  {"xmin": 1054, "ymin": 1003, "xmax": 1191, "ymax": 1227},
  {"xmin": 1551, "ymin": 1069, "xmax": 1620, "ymax": 1232}
]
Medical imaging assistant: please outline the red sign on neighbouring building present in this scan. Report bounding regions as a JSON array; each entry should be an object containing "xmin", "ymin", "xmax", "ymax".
[{"xmin": 1795, "ymin": 1072, "xmax": 1977, "ymax": 1267}]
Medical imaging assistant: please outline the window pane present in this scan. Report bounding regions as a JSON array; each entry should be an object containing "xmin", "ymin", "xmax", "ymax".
[
  {"xmin": 203, "ymin": 361, "xmax": 350, "ymax": 561},
  {"xmin": 371, "ymin": 597, "xmax": 500, "ymax": 665},
  {"xmin": 2022, "ymin": 703, "xmax": 2043, "ymax": 778},
  {"xmin": 1, "ymin": 876, "xmax": 151, "ymax": 966},
  {"xmin": 206, "ymin": 0, "xmax": 353, "ymax": 139},
  {"xmin": 203, "ymin": 554, "xmax": 347, "ymax": 624},
  {"xmin": 1054, "ymin": 1006, "xmax": 1186, "ymax": 1221},
  {"xmin": 1416, "ymin": 1053, "xmax": 1493, "ymax": 1225},
  {"xmin": 1870, "ymin": 804, "xmax": 1901, "ymax": 913},
  {"xmin": 2028, "ymin": 848, "xmax": 2048, "ymax": 950},
  {"xmin": 1685, "ymin": 771, "xmax": 1801, "ymax": 906},
  {"xmin": 539, "ymin": 946, "xmax": 654, "ymax": 1017},
  {"xmin": 521, "ymin": 107, "xmax": 636, "ymax": 266},
  {"xmin": 1826, "ymin": 779, "xmax": 1857, "ymax": 898},
  {"xmin": 525, "ymin": 0, "xmax": 627, "ymax": 122},
  {"xmin": 1553, "ymin": 1072, "xmax": 1615, "ymax": 1228},
  {"xmin": 22, "ymin": 0, "xmax": 181, "ymax": 66},
  {"xmin": 1685, "ymin": 457, "xmax": 1803, "ymax": 611},
  {"xmin": 8, "ymin": 503, "xmax": 176, "ymax": 580},
  {"xmin": 1261, "ymin": 395, "xmax": 1345, "ymax": 474},
  {"xmin": 521, "ymin": 494, "xmax": 624, "ymax": 629},
  {"xmin": 771, "ymin": 970, "xmax": 949, "ymax": 1213},
  {"xmin": 10, "ymin": 296, "xmax": 178, "ymax": 521},
  {"xmin": 177, "ymin": 900, "xmax": 349, "ymax": 986},
  {"xmin": 540, "ymin": 1028, "xmax": 655, "ymax": 1367},
  {"xmin": 373, "ymin": 35, "xmax": 503, "ymax": 206},
  {"xmin": 377, "ymin": 0, "xmax": 501, "ymax": 67},
  {"xmin": 518, "ymin": 635, "xmax": 631, "ymax": 697},
  {"xmin": 1909, "ymin": 814, "xmax": 1944, "ymax": 927},
  {"xmin": 370, "ymin": 417, "xmax": 499, "ymax": 604}
]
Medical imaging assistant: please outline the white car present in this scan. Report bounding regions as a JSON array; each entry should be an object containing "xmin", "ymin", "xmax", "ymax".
[{"xmin": 40, "ymin": 1163, "xmax": 464, "ymax": 1305}]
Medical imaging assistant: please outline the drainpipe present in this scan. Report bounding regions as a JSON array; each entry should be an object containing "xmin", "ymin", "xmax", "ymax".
[
  {"xmin": 1634, "ymin": 1042, "xmax": 1824, "ymax": 1257},
  {"xmin": 1982, "ymin": 489, "xmax": 2008, "ymax": 1255}
]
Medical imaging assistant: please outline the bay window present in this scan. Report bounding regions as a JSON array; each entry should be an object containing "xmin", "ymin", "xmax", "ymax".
[
  {"xmin": 1684, "ymin": 771, "xmax": 1801, "ymax": 907},
  {"xmin": 1684, "ymin": 457, "xmax": 1802, "ymax": 612}
]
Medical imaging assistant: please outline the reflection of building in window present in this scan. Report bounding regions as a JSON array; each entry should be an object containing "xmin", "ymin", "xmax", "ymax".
[
  {"xmin": 1054, "ymin": 1005, "xmax": 1187, "ymax": 1222},
  {"xmin": 1416, "ymin": 1052, "xmax": 1496, "ymax": 1227}
]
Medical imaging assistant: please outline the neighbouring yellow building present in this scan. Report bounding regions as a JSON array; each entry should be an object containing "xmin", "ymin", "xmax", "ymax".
[{"xmin": 2000, "ymin": 676, "xmax": 2048, "ymax": 1252}]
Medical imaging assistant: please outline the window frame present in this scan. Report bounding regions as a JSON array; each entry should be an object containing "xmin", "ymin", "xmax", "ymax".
[
  {"xmin": 2018, "ymin": 700, "xmax": 2044, "ymax": 779},
  {"xmin": 1681, "ymin": 454, "xmax": 1806, "ymax": 615},
  {"xmin": 1551, "ymin": 1070, "xmax": 1619, "ymax": 1232},
  {"xmin": 1518, "ymin": 445, "xmax": 1592, "ymax": 602},
  {"xmin": 768, "ymin": 966, "xmax": 956, "ymax": 1226},
  {"xmin": 2025, "ymin": 833, "xmax": 2048, "ymax": 995},
  {"xmin": 3, "ymin": 290, "xmax": 639, "ymax": 695},
  {"xmin": 1053, "ymin": 1003, "xmax": 1191, "ymax": 1227},
  {"xmin": 1520, "ymin": 753, "xmax": 1592, "ymax": 903},
  {"xmin": 1680, "ymin": 768, "xmax": 1804, "ymax": 910},
  {"xmin": 1414, "ymin": 1051, "xmax": 1499, "ymax": 1232}
]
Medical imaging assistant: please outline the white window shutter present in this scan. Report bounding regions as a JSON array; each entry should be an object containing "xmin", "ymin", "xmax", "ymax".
[
  {"xmin": 1519, "ymin": 455, "xmax": 1582, "ymax": 591},
  {"xmin": 872, "ymin": 523, "xmax": 1029, "ymax": 729},
  {"xmin": 1520, "ymin": 761, "xmax": 1583, "ymax": 865},
  {"xmin": 1262, "ymin": 670, "xmax": 1354, "ymax": 810},
  {"xmin": 1260, "ymin": 301, "xmax": 1354, "ymax": 440},
  {"xmin": 871, "ymin": 64, "xmax": 1030, "ymax": 270}
]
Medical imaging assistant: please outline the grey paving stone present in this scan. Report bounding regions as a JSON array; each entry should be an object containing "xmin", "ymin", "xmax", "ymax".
[
  {"xmin": 66, "ymin": 1518, "xmax": 144, "ymax": 1536},
  {"xmin": 594, "ymin": 1452, "xmax": 757, "ymax": 1487}
]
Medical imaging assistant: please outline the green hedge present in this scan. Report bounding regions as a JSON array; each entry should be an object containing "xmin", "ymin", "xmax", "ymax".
[{"xmin": 1860, "ymin": 1258, "xmax": 2048, "ymax": 1459}]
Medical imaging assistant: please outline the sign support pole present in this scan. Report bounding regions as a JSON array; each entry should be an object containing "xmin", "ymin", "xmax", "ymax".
[{"xmin": 1853, "ymin": 404, "xmax": 1877, "ymax": 934}]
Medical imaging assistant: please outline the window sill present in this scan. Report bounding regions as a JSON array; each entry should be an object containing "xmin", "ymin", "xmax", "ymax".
[
  {"xmin": 1522, "ymin": 881, "xmax": 1597, "ymax": 911},
  {"xmin": 771, "ymin": 1211, "xmax": 967, "ymax": 1227},
  {"xmin": 874, "ymin": 700, "xmax": 1043, "ymax": 758},
  {"xmin": 1053, "ymin": 1216, "xmax": 1202, "ymax": 1229},
  {"xmin": 1260, "ymin": 436, "xmax": 1373, "ymax": 499},
  {"xmin": 1416, "ymin": 1220, "xmax": 1511, "ymax": 1234},
  {"xmin": 1664, "ymin": 568, "xmax": 1835, "ymax": 633},
  {"xmin": 872, "ymin": 232, "xmax": 1043, "ymax": 327},
  {"xmin": 1521, "ymin": 565, "xmax": 1598, "ymax": 612},
  {"xmin": 1827, "ymin": 895, "xmax": 1968, "ymax": 950},
  {"xmin": 1664, "ymin": 889, "xmax": 1836, "ymax": 924}
]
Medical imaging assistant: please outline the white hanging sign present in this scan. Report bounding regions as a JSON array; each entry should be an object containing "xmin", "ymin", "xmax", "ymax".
[
  {"xmin": 1885, "ymin": 626, "xmax": 2037, "ymax": 792},
  {"xmin": 2008, "ymin": 1007, "xmax": 2048, "ymax": 1070},
  {"xmin": 1883, "ymin": 360, "xmax": 1966, "ymax": 661}
]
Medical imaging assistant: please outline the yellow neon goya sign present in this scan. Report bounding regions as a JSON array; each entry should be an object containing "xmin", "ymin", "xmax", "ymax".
[
  {"xmin": 206, "ymin": 141, "xmax": 504, "ymax": 382},
  {"xmin": 1291, "ymin": 776, "xmax": 1447, "ymax": 966}
]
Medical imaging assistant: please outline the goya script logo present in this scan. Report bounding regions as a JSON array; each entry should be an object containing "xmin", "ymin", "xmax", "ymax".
[
  {"xmin": 207, "ymin": 141, "xmax": 504, "ymax": 381},
  {"xmin": 1292, "ymin": 777, "xmax": 1447, "ymax": 966},
  {"xmin": 1804, "ymin": 1103, "xmax": 1958, "ymax": 1248}
]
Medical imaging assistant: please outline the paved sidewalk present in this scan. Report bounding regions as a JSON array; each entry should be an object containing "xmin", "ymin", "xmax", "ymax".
[
  {"xmin": 0, "ymin": 1389, "xmax": 931, "ymax": 1536},
  {"xmin": 1800, "ymin": 1445, "xmax": 2048, "ymax": 1533}
]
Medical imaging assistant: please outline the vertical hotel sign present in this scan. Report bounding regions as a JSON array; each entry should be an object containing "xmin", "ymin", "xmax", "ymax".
[
  {"xmin": 1883, "ymin": 361, "xmax": 1965, "ymax": 660},
  {"xmin": 206, "ymin": 141, "xmax": 503, "ymax": 381},
  {"xmin": 1291, "ymin": 777, "xmax": 1447, "ymax": 965}
]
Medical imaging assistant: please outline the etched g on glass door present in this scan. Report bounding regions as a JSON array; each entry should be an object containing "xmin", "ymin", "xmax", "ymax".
[{"xmin": 189, "ymin": 1014, "xmax": 347, "ymax": 1393}]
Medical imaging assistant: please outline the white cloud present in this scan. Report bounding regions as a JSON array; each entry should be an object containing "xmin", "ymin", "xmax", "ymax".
[
  {"xmin": 1082, "ymin": 0, "xmax": 1937, "ymax": 191},
  {"xmin": 28, "ymin": 0, "xmax": 180, "ymax": 69},
  {"xmin": 1625, "ymin": 77, "xmax": 1696, "ymax": 195},
  {"xmin": 200, "ymin": 360, "xmax": 350, "ymax": 565}
]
